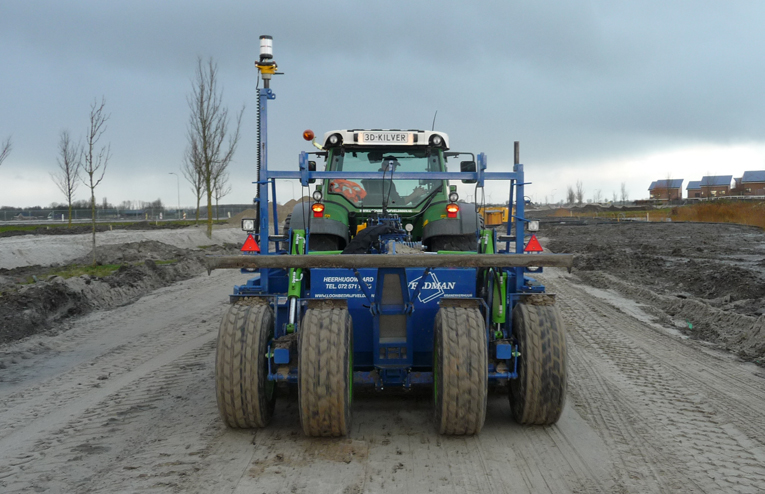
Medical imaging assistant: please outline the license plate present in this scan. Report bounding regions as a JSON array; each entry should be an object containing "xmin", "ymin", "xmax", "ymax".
[{"xmin": 359, "ymin": 132, "xmax": 413, "ymax": 145}]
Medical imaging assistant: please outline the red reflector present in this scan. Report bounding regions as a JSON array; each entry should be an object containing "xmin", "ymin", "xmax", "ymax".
[
  {"xmin": 241, "ymin": 234, "xmax": 260, "ymax": 253},
  {"xmin": 446, "ymin": 203, "xmax": 459, "ymax": 218},
  {"xmin": 524, "ymin": 234, "xmax": 543, "ymax": 253},
  {"xmin": 312, "ymin": 203, "xmax": 324, "ymax": 218}
]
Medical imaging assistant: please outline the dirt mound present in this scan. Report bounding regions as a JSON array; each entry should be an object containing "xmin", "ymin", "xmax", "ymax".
[
  {"xmin": 546, "ymin": 222, "xmax": 765, "ymax": 313},
  {"xmin": 0, "ymin": 241, "xmax": 239, "ymax": 345},
  {"xmin": 580, "ymin": 271, "xmax": 765, "ymax": 361},
  {"xmin": 74, "ymin": 240, "xmax": 188, "ymax": 265},
  {"xmin": 229, "ymin": 208, "xmax": 258, "ymax": 225},
  {"xmin": 0, "ymin": 220, "xmax": 203, "ymax": 239},
  {"xmin": 228, "ymin": 199, "xmax": 310, "ymax": 229},
  {"xmin": 544, "ymin": 221, "xmax": 765, "ymax": 361}
]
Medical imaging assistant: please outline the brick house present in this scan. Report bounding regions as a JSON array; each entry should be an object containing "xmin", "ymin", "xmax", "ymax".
[
  {"xmin": 699, "ymin": 175, "xmax": 732, "ymax": 198},
  {"xmin": 686, "ymin": 181, "xmax": 701, "ymax": 198},
  {"xmin": 740, "ymin": 170, "xmax": 765, "ymax": 196},
  {"xmin": 648, "ymin": 179, "xmax": 683, "ymax": 200}
]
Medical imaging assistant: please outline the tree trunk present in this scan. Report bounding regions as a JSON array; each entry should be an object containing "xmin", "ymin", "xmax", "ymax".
[
  {"xmin": 90, "ymin": 191, "xmax": 97, "ymax": 266},
  {"xmin": 68, "ymin": 203, "xmax": 73, "ymax": 228},
  {"xmin": 195, "ymin": 195, "xmax": 200, "ymax": 225},
  {"xmin": 206, "ymin": 185, "xmax": 213, "ymax": 238}
]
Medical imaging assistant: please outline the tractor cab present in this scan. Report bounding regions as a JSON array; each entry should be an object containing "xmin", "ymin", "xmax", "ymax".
[
  {"xmin": 325, "ymin": 147, "xmax": 443, "ymax": 208},
  {"xmin": 289, "ymin": 129, "xmax": 480, "ymax": 252}
]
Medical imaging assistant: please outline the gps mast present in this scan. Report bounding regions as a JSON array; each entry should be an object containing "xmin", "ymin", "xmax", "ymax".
[{"xmin": 254, "ymin": 34, "xmax": 278, "ymax": 251}]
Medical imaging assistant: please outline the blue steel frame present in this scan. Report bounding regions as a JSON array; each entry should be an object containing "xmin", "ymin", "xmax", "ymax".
[{"xmin": 248, "ymin": 83, "xmax": 540, "ymax": 388}]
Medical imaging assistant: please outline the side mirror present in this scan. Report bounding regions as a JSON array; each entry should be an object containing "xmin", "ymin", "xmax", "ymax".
[
  {"xmin": 460, "ymin": 161, "xmax": 477, "ymax": 184},
  {"xmin": 309, "ymin": 161, "xmax": 317, "ymax": 184}
]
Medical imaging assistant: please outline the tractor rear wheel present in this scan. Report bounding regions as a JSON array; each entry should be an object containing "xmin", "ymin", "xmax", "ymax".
[
  {"xmin": 309, "ymin": 234, "xmax": 342, "ymax": 251},
  {"xmin": 509, "ymin": 300, "xmax": 567, "ymax": 425},
  {"xmin": 433, "ymin": 306, "xmax": 487, "ymax": 435},
  {"xmin": 429, "ymin": 235, "xmax": 477, "ymax": 252},
  {"xmin": 215, "ymin": 300, "xmax": 276, "ymax": 428},
  {"xmin": 282, "ymin": 213, "xmax": 291, "ymax": 237},
  {"xmin": 298, "ymin": 307, "xmax": 353, "ymax": 436}
]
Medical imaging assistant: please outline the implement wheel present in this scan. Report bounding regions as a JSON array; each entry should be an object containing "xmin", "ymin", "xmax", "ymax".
[
  {"xmin": 433, "ymin": 306, "xmax": 487, "ymax": 435},
  {"xmin": 298, "ymin": 307, "xmax": 353, "ymax": 436},
  {"xmin": 510, "ymin": 301, "xmax": 567, "ymax": 425},
  {"xmin": 215, "ymin": 300, "xmax": 276, "ymax": 428}
]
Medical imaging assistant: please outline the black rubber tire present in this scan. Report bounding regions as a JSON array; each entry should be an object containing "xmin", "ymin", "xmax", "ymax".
[
  {"xmin": 429, "ymin": 235, "xmax": 477, "ymax": 252},
  {"xmin": 433, "ymin": 306, "xmax": 488, "ymax": 435},
  {"xmin": 309, "ymin": 234, "xmax": 342, "ymax": 251},
  {"xmin": 298, "ymin": 307, "xmax": 353, "ymax": 436},
  {"xmin": 282, "ymin": 213, "xmax": 291, "ymax": 237},
  {"xmin": 509, "ymin": 301, "xmax": 567, "ymax": 425},
  {"xmin": 215, "ymin": 301, "xmax": 276, "ymax": 428}
]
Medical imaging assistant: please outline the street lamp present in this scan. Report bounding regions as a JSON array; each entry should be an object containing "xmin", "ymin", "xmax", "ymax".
[{"xmin": 169, "ymin": 172, "xmax": 180, "ymax": 219}]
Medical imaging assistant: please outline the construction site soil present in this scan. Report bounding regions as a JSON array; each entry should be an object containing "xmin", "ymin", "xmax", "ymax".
[
  {"xmin": 0, "ymin": 220, "xmax": 210, "ymax": 238},
  {"xmin": 0, "ymin": 240, "xmax": 240, "ymax": 346},
  {"xmin": 544, "ymin": 221, "xmax": 765, "ymax": 363},
  {"xmin": 2, "ymin": 222, "xmax": 765, "ymax": 493}
]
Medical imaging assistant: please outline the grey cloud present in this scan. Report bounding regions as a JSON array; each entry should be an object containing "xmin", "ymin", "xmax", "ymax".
[{"xmin": 1, "ymin": 1, "xmax": 764, "ymax": 206}]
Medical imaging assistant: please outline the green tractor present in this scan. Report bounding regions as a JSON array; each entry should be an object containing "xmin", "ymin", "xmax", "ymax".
[{"xmin": 285, "ymin": 129, "xmax": 481, "ymax": 254}]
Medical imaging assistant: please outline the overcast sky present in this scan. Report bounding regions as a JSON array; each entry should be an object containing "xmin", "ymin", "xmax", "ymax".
[{"xmin": 2, "ymin": 1, "xmax": 765, "ymax": 209}]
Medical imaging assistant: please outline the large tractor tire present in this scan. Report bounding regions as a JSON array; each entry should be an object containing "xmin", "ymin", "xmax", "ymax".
[
  {"xmin": 429, "ymin": 235, "xmax": 477, "ymax": 252},
  {"xmin": 216, "ymin": 300, "xmax": 276, "ymax": 428},
  {"xmin": 433, "ymin": 306, "xmax": 488, "ymax": 435},
  {"xmin": 309, "ymin": 234, "xmax": 342, "ymax": 251},
  {"xmin": 298, "ymin": 307, "xmax": 353, "ymax": 436},
  {"xmin": 509, "ymin": 300, "xmax": 567, "ymax": 425}
]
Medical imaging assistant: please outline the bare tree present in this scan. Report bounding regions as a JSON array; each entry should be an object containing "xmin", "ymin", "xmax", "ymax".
[
  {"xmin": 703, "ymin": 170, "xmax": 714, "ymax": 199},
  {"xmin": 612, "ymin": 191, "xmax": 617, "ymax": 203},
  {"xmin": 213, "ymin": 169, "xmax": 232, "ymax": 220},
  {"xmin": 593, "ymin": 189, "xmax": 602, "ymax": 203},
  {"xmin": 0, "ymin": 136, "xmax": 11, "ymax": 166},
  {"xmin": 660, "ymin": 172, "xmax": 673, "ymax": 201},
  {"xmin": 575, "ymin": 180, "xmax": 584, "ymax": 204},
  {"xmin": 186, "ymin": 57, "xmax": 244, "ymax": 237},
  {"xmin": 182, "ymin": 140, "xmax": 205, "ymax": 224},
  {"xmin": 566, "ymin": 186, "xmax": 575, "ymax": 204},
  {"xmin": 51, "ymin": 130, "xmax": 81, "ymax": 227},
  {"xmin": 620, "ymin": 182, "xmax": 628, "ymax": 204},
  {"xmin": 81, "ymin": 97, "xmax": 111, "ymax": 266}
]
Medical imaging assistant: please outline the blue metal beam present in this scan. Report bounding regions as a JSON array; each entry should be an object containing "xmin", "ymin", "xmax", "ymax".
[{"xmin": 265, "ymin": 170, "xmax": 522, "ymax": 186}]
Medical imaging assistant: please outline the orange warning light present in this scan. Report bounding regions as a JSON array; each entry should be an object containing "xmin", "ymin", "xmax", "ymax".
[
  {"xmin": 311, "ymin": 203, "xmax": 325, "ymax": 218},
  {"xmin": 524, "ymin": 234, "xmax": 543, "ymax": 253},
  {"xmin": 303, "ymin": 129, "xmax": 315, "ymax": 141},
  {"xmin": 446, "ymin": 203, "xmax": 459, "ymax": 218},
  {"xmin": 241, "ymin": 234, "xmax": 261, "ymax": 253}
]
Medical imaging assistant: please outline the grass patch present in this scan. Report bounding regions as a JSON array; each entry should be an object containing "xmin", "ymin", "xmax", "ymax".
[
  {"xmin": 670, "ymin": 201, "xmax": 765, "ymax": 229},
  {"xmin": 161, "ymin": 220, "xmax": 229, "ymax": 227},
  {"xmin": 154, "ymin": 259, "xmax": 179, "ymax": 265},
  {"xmin": 0, "ymin": 224, "xmax": 71, "ymax": 234},
  {"xmin": 552, "ymin": 201, "xmax": 765, "ymax": 229},
  {"xmin": 49, "ymin": 264, "xmax": 124, "ymax": 280},
  {"xmin": 553, "ymin": 207, "xmax": 674, "ymax": 221}
]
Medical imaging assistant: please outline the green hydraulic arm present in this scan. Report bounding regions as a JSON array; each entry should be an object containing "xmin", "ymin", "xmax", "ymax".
[{"xmin": 286, "ymin": 229, "xmax": 306, "ymax": 333}]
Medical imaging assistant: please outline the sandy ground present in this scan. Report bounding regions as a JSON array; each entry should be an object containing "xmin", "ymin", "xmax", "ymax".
[
  {"xmin": 1, "ymin": 224, "xmax": 765, "ymax": 492},
  {"xmin": 0, "ymin": 226, "xmax": 244, "ymax": 270},
  {"xmin": 543, "ymin": 222, "xmax": 765, "ymax": 362}
]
